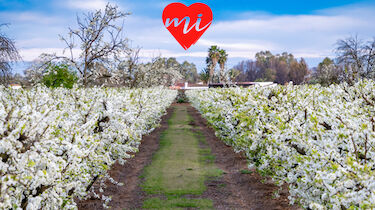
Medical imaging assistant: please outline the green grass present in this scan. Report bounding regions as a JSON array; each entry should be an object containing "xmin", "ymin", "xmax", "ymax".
[
  {"xmin": 218, "ymin": 183, "xmax": 227, "ymax": 188},
  {"xmin": 143, "ymin": 197, "xmax": 213, "ymax": 209},
  {"xmin": 140, "ymin": 105, "xmax": 222, "ymax": 209},
  {"xmin": 240, "ymin": 169, "xmax": 254, "ymax": 174}
]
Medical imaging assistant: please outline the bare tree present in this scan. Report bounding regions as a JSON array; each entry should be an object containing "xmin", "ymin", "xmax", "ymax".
[
  {"xmin": 335, "ymin": 36, "xmax": 375, "ymax": 84},
  {"xmin": 0, "ymin": 24, "xmax": 21, "ymax": 85},
  {"xmin": 24, "ymin": 58, "xmax": 48, "ymax": 86},
  {"xmin": 364, "ymin": 38, "xmax": 375, "ymax": 77},
  {"xmin": 40, "ymin": 3, "xmax": 130, "ymax": 86},
  {"xmin": 111, "ymin": 47, "xmax": 141, "ymax": 87}
]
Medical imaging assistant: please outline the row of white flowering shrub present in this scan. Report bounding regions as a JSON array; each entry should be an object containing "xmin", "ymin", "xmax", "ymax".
[
  {"xmin": 0, "ymin": 85, "xmax": 176, "ymax": 209},
  {"xmin": 187, "ymin": 80, "xmax": 375, "ymax": 209}
]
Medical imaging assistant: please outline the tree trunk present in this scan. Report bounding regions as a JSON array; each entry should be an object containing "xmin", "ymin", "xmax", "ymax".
[{"xmin": 219, "ymin": 63, "xmax": 225, "ymax": 83}]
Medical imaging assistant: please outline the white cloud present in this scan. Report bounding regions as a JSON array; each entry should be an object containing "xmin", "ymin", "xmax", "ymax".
[
  {"xmin": 19, "ymin": 48, "xmax": 81, "ymax": 62},
  {"xmin": 139, "ymin": 49, "xmax": 206, "ymax": 58},
  {"xmin": 212, "ymin": 15, "xmax": 366, "ymax": 34},
  {"xmin": 0, "ymin": 11, "xmax": 63, "ymax": 25},
  {"xmin": 6, "ymin": 1, "xmax": 375, "ymax": 71},
  {"xmin": 198, "ymin": 39, "xmax": 275, "ymax": 51},
  {"xmin": 115, "ymin": 4, "xmax": 375, "ymax": 71},
  {"xmin": 66, "ymin": 0, "xmax": 108, "ymax": 10}
]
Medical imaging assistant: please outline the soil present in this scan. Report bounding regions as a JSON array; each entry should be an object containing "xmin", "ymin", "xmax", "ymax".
[
  {"xmin": 77, "ymin": 106, "xmax": 174, "ymax": 210},
  {"xmin": 186, "ymin": 105, "xmax": 300, "ymax": 210},
  {"xmin": 77, "ymin": 103, "xmax": 301, "ymax": 210}
]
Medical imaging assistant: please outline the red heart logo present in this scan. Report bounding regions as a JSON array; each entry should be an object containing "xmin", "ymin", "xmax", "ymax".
[{"xmin": 162, "ymin": 3, "xmax": 213, "ymax": 50}]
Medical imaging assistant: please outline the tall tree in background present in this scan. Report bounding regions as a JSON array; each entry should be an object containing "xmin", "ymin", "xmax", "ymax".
[
  {"xmin": 232, "ymin": 60, "xmax": 259, "ymax": 82},
  {"xmin": 288, "ymin": 58, "xmax": 309, "ymax": 84},
  {"xmin": 207, "ymin": 45, "xmax": 220, "ymax": 83},
  {"xmin": 0, "ymin": 24, "xmax": 21, "ymax": 85},
  {"xmin": 40, "ymin": 4, "xmax": 130, "ymax": 86},
  {"xmin": 335, "ymin": 36, "xmax": 375, "ymax": 84},
  {"xmin": 233, "ymin": 51, "xmax": 309, "ymax": 84},
  {"xmin": 255, "ymin": 51, "xmax": 277, "ymax": 82},
  {"xmin": 114, "ymin": 47, "xmax": 141, "ymax": 87},
  {"xmin": 155, "ymin": 57, "xmax": 198, "ymax": 83},
  {"xmin": 228, "ymin": 68, "xmax": 241, "ymax": 82},
  {"xmin": 274, "ymin": 60, "xmax": 289, "ymax": 84},
  {"xmin": 128, "ymin": 57, "xmax": 182, "ymax": 88},
  {"xmin": 218, "ymin": 49, "xmax": 228, "ymax": 83},
  {"xmin": 180, "ymin": 61, "xmax": 198, "ymax": 83},
  {"xmin": 311, "ymin": 57, "xmax": 341, "ymax": 86},
  {"xmin": 199, "ymin": 67, "xmax": 210, "ymax": 84}
]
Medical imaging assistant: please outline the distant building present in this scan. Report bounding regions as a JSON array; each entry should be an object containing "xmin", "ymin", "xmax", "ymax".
[
  {"xmin": 9, "ymin": 84, "xmax": 22, "ymax": 89},
  {"xmin": 171, "ymin": 81, "xmax": 276, "ymax": 89},
  {"xmin": 208, "ymin": 82, "xmax": 276, "ymax": 88},
  {"xmin": 170, "ymin": 82, "xmax": 208, "ymax": 90}
]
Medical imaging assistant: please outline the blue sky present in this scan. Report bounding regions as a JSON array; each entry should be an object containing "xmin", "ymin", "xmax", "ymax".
[{"xmin": 1, "ymin": 0, "xmax": 375, "ymax": 74}]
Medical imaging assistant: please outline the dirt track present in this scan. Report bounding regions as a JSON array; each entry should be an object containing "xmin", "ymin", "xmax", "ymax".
[{"xmin": 78, "ymin": 103, "xmax": 300, "ymax": 209}]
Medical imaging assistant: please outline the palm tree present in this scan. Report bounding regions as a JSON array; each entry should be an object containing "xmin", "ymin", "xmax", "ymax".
[
  {"xmin": 218, "ymin": 49, "xmax": 228, "ymax": 83},
  {"xmin": 207, "ymin": 45, "xmax": 220, "ymax": 83},
  {"xmin": 199, "ymin": 67, "xmax": 210, "ymax": 84}
]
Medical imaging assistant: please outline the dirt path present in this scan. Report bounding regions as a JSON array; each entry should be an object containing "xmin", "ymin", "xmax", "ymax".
[
  {"xmin": 77, "ymin": 106, "xmax": 174, "ymax": 209},
  {"xmin": 140, "ymin": 104, "xmax": 222, "ymax": 209},
  {"xmin": 78, "ymin": 103, "xmax": 299, "ymax": 210}
]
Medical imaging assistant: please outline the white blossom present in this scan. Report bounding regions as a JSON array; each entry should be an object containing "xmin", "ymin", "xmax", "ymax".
[
  {"xmin": 0, "ymin": 85, "xmax": 177, "ymax": 209},
  {"xmin": 187, "ymin": 79, "xmax": 375, "ymax": 209}
]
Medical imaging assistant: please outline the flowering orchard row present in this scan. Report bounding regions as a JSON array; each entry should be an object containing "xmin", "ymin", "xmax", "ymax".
[
  {"xmin": 187, "ymin": 80, "xmax": 375, "ymax": 209},
  {"xmin": 0, "ymin": 86, "xmax": 176, "ymax": 209}
]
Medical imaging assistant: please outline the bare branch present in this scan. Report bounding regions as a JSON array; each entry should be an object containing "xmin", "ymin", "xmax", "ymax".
[{"xmin": 0, "ymin": 24, "xmax": 22, "ymax": 84}]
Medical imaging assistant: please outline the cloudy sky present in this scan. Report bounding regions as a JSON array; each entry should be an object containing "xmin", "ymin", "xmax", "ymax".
[{"xmin": 1, "ymin": 0, "xmax": 375, "ymax": 73}]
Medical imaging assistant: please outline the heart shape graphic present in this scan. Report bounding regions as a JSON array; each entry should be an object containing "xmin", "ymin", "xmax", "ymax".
[{"xmin": 162, "ymin": 3, "xmax": 213, "ymax": 50}]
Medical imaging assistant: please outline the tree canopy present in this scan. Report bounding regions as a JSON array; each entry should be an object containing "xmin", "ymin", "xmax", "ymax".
[{"xmin": 233, "ymin": 51, "xmax": 310, "ymax": 85}]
